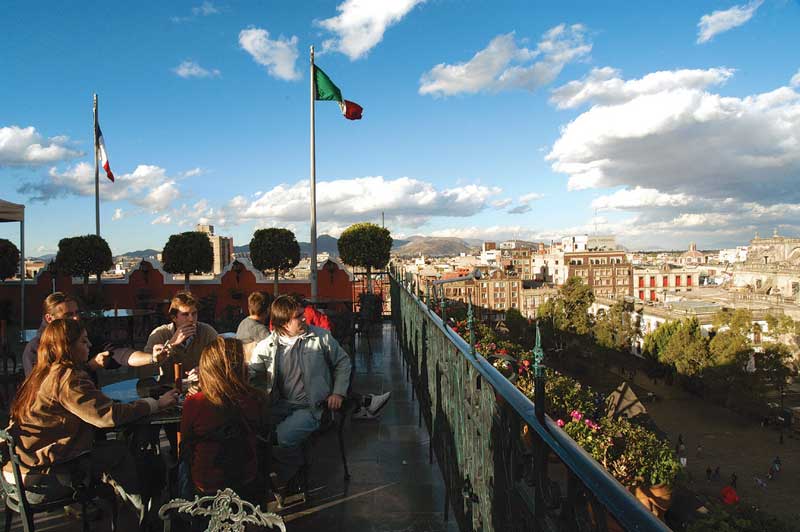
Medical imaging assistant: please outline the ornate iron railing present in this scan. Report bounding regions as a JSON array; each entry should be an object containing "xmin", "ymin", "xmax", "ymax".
[{"xmin": 389, "ymin": 270, "xmax": 671, "ymax": 532}]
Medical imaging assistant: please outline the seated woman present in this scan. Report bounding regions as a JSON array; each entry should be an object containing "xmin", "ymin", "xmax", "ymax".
[
  {"xmin": 5, "ymin": 319, "xmax": 178, "ymax": 524},
  {"xmin": 179, "ymin": 337, "xmax": 267, "ymax": 503}
]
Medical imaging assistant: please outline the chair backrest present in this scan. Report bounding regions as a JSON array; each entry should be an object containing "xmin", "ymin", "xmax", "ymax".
[
  {"xmin": 158, "ymin": 488, "xmax": 286, "ymax": 532},
  {"xmin": 0, "ymin": 428, "xmax": 34, "ymax": 526}
]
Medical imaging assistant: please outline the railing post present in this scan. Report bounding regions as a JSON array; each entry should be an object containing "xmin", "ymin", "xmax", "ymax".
[
  {"xmin": 533, "ymin": 323, "xmax": 546, "ymax": 524},
  {"xmin": 440, "ymin": 286, "xmax": 447, "ymax": 323},
  {"xmin": 426, "ymin": 281, "xmax": 431, "ymax": 309},
  {"xmin": 467, "ymin": 299, "xmax": 475, "ymax": 357}
]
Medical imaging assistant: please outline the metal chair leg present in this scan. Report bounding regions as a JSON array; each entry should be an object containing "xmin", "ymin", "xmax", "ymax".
[
  {"xmin": 4, "ymin": 507, "xmax": 12, "ymax": 532},
  {"xmin": 338, "ymin": 419, "xmax": 350, "ymax": 482},
  {"xmin": 81, "ymin": 500, "xmax": 89, "ymax": 532}
]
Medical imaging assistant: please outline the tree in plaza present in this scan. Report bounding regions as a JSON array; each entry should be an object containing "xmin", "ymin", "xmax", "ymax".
[
  {"xmin": 660, "ymin": 318, "xmax": 712, "ymax": 376},
  {"xmin": 0, "ymin": 238, "xmax": 20, "ymax": 281},
  {"xmin": 709, "ymin": 329, "xmax": 752, "ymax": 367},
  {"xmin": 337, "ymin": 223, "xmax": 392, "ymax": 293},
  {"xmin": 559, "ymin": 276, "xmax": 595, "ymax": 335},
  {"xmin": 162, "ymin": 231, "xmax": 213, "ymax": 292},
  {"xmin": 55, "ymin": 235, "xmax": 113, "ymax": 299},
  {"xmin": 248, "ymin": 228, "xmax": 300, "ymax": 296},
  {"xmin": 757, "ymin": 342, "xmax": 793, "ymax": 395},
  {"xmin": 641, "ymin": 319, "xmax": 681, "ymax": 362},
  {"xmin": 712, "ymin": 308, "xmax": 755, "ymax": 337},
  {"xmin": 503, "ymin": 307, "xmax": 533, "ymax": 348},
  {"xmin": 593, "ymin": 300, "xmax": 638, "ymax": 353}
]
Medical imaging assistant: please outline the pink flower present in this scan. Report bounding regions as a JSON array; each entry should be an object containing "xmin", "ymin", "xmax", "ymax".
[
  {"xmin": 570, "ymin": 410, "xmax": 583, "ymax": 421},
  {"xmin": 556, "ymin": 419, "xmax": 565, "ymax": 427},
  {"xmin": 522, "ymin": 360, "xmax": 531, "ymax": 368}
]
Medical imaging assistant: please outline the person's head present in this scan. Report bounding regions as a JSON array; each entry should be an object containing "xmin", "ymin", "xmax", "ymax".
[
  {"xmin": 168, "ymin": 291, "xmax": 199, "ymax": 328},
  {"xmin": 198, "ymin": 337, "xmax": 259, "ymax": 407},
  {"xmin": 271, "ymin": 295, "xmax": 305, "ymax": 337},
  {"xmin": 11, "ymin": 319, "xmax": 88, "ymax": 423},
  {"xmin": 247, "ymin": 291, "xmax": 272, "ymax": 320},
  {"xmin": 42, "ymin": 292, "xmax": 79, "ymax": 324}
]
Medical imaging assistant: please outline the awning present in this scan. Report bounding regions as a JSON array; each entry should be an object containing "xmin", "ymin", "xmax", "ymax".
[{"xmin": 0, "ymin": 199, "xmax": 24, "ymax": 222}]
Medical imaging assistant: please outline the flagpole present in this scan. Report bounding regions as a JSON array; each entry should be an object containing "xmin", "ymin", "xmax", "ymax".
[
  {"xmin": 309, "ymin": 45, "xmax": 318, "ymax": 300},
  {"xmin": 93, "ymin": 93, "xmax": 100, "ymax": 237}
]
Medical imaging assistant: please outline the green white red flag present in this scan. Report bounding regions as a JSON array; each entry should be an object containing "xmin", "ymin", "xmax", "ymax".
[{"xmin": 314, "ymin": 66, "xmax": 363, "ymax": 120}]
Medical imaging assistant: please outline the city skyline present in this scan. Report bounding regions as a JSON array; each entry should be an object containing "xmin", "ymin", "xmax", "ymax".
[{"xmin": 2, "ymin": 0, "xmax": 799, "ymax": 256}]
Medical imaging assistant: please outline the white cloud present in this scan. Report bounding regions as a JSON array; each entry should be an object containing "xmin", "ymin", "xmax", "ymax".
[
  {"xmin": 507, "ymin": 204, "xmax": 532, "ymax": 214},
  {"xmin": 112, "ymin": 208, "xmax": 124, "ymax": 221},
  {"xmin": 152, "ymin": 214, "xmax": 172, "ymax": 225},
  {"xmin": 592, "ymin": 187, "xmax": 693, "ymax": 210},
  {"xmin": 550, "ymin": 67, "xmax": 734, "ymax": 109},
  {"xmin": 181, "ymin": 167, "xmax": 204, "ymax": 177},
  {"xmin": 491, "ymin": 198, "xmax": 512, "ymax": 208},
  {"xmin": 231, "ymin": 176, "xmax": 500, "ymax": 228},
  {"xmin": 239, "ymin": 28, "xmax": 300, "ymax": 81},
  {"xmin": 173, "ymin": 60, "xmax": 220, "ymax": 79},
  {"xmin": 546, "ymin": 69, "xmax": 800, "ymax": 204},
  {"xmin": 791, "ymin": 69, "xmax": 800, "ymax": 88},
  {"xmin": 0, "ymin": 126, "xmax": 83, "ymax": 165},
  {"xmin": 419, "ymin": 24, "xmax": 591, "ymax": 97},
  {"xmin": 429, "ymin": 225, "xmax": 540, "ymax": 241},
  {"xmin": 192, "ymin": 1, "xmax": 218, "ymax": 16},
  {"xmin": 518, "ymin": 192, "xmax": 544, "ymax": 203},
  {"xmin": 697, "ymin": 0, "xmax": 763, "ymax": 44},
  {"xmin": 18, "ymin": 163, "xmax": 185, "ymax": 213},
  {"xmin": 317, "ymin": 0, "xmax": 425, "ymax": 60}
]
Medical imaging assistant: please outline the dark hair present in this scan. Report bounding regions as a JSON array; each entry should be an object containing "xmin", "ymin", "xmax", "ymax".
[
  {"xmin": 168, "ymin": 291, "xmax": 198, "ymax": 317},
  {"xmin": 199, "ymin": 337, "xmax": 263, "ymax": 407},
  {"xmin": 11, "ymin": 319, "xmax": 84, "ymax": 423},
  {"xmin": 270, "ymin": 295, "xmax": 301, "ymax": 336},
  {"xmin": 247, "ymin": 291, "xmax": 272, "ymax": 317}
]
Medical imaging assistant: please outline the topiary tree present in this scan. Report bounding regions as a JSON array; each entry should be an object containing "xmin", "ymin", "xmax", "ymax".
[
  {"xmin": 162, "ymin": 231, "xmax": 213, "ymax": 291},
  {"xmin": 56, "ymin": 234, "xmax": 113, "ymax": 300},
  {"xmin": 0, "ymin": 239, "xmax": 20, "ymax": 281},
  {"xmin": 337, "ymin": 222, "xmax": 392, "ymax": 293},
  {"xmin": 249, "ymin": 228, "xmax": 300, "ymax": 296}
]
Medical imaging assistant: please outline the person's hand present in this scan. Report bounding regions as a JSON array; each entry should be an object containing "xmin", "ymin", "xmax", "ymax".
[
  {"xmin": 157, "ymin": 389, "xmax": 179, "ymax": 410},
  {"xmin": 88, "ymin": 351, "xmax": 111, "ymax": 371},
  {"xmin": 151, "ymin": 344, "xmax": 170, "ymax": 364},
  {"xmin": 186, "ymin": 384, "xmax": 200, "ymax": 397},
  {"xmin": 171, "ymin": 324, "xmax": 197, "ymax": 346},
  {"xmin": 186, "ymin": 367, "xmax": 199, "ymax": 383},
  {"xmin": 326, "ymin": 394, "xmax": 344, "ymax": 411}
]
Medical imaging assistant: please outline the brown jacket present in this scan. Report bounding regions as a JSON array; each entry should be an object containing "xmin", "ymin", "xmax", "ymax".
[{"xmin": 8, "ymin": 364, "xmax": 157, "ymax": 472}]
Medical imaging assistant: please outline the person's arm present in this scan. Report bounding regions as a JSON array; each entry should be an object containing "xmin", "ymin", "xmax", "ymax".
[
  {"xmin": 59, "ymin": 370, "xmax": 156, "ymax": 428},
  {"xmin": 247, "ymin": 339, "xmax": 275, "ymax": 393},
  {"xmin": 324, "ymin": 333, "xmax": 352, "ymax": 398}
]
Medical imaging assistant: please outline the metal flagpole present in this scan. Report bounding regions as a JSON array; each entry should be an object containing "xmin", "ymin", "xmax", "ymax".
[
  {"xmin": 93, "ymin": 94, "xmax": 100, "ymax": 237},
  {"xmin": 309, "ymin": 46, "xmax": 318, "ymax": 299}
]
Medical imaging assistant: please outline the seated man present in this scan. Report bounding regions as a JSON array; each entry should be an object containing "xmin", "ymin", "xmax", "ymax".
[
  {"xmin": 23, "ymin": 292, "xmax": 165, "ymax": 377},
  {"xmin": 235, "ymin": 291, "xmax": 272, "ymax": 345},
  {"xmin": 248, "ymin": 295, "xmax": 351, "ymax": 483},
  {"xmin": 145, "ymin": 291, "xmax": 218, "ymax": 380}
]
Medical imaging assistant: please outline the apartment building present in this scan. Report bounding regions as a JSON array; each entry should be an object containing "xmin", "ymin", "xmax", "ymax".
[
  {"xmin": 440, "ymin": 270, "xmax": 556, "ymax": 320},
  {"xmin": 196, "ymin": 224, "xmax": 234, "ymax": 275},
  {"xmin": 566, "ymin": 250, "xmax": 632, "ymax": 299}
]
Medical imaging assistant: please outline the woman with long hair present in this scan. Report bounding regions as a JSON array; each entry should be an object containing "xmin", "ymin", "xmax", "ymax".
[
  {"xmin": 180, "ymin": 337, "xmax": 267, "ymax": 501},
  {"xmin": 6, "ymin": 318, "xmax": 178, "ymax": 523}
]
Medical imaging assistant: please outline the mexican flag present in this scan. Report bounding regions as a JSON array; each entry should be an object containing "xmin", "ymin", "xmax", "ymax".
[{"xmin": 314, "ymin": 66, "xmax": 363, "ymax": 120}]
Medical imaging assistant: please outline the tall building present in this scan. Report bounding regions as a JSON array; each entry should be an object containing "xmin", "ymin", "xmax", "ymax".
[
  {"xmin": 196, "ymin": 224, "xmax": 233, "ymax": 275},
  {"xmin": 565, "ymin": 250, "xmax": 632, "ymax": 299}
]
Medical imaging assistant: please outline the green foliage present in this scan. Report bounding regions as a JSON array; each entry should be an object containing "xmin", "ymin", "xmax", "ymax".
[
  {"xmin": 55, "ymin": 234, "xmax": 113, "ymax": 285},
  {"xmin": 560, "ymin": 277, "xmax": 595, "ymax": 335},
  {"xmin": 712, "ymin": 308, "xmax": 755, "ymax": 336},
  {"xmin": 642, "ymin": 319, "xmax": 681, "ymax": 361},
  {"xmin": 709, "ymin": 330, "xmax": 752, "ymax": 367},
  {"xmin": 503, "ymin": 308, "xmax": 532, "ymax": 347},
  {"xmin": 338, "ymin": 223, "xmax": 392, "ymax": 292},
  {"xmin": 660, "ymin": 318, "xmax": 712, "ymax": 376},
  {"xmin": 765, "ymin": 312, "xmax": 798, "ymax": 336},
  {"xmin": 162, "ymin": 231, "xmax": 213, "ymax": 275},
  {"xmin": 757, "ymin": 342, "xmax": 793, "ymax": 391},
  {"xmin": 593, "ymin": 301, "xmax": 638, "ymax": 352},
  {"xmin": 540, "ymin": 370, "xmax": 596, "ymax": 420},
  {"xmin": 688, "ymin": 504, "xmax": 800, "ymax": 532},
  {"xmin": 0, "ymin": 238, "xmax": 20, "ymax": 280},
  {"xmin": 249, "ymin": 228, "xmax": 300, "ymax": 295},
  {"xmin": 602, "ymin": 417, "xmax": 681, "ymax": 487}
]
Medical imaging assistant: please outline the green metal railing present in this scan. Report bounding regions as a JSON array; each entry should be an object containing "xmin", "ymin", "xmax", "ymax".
[{"xmin": 390, "ymin": 269, "xmax": 671, "ymax": 532}]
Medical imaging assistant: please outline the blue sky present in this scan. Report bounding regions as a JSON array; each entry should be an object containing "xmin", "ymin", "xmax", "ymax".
[{"xmin": 2, "ymin": 0, "xmax": 799, "ymax": 255}]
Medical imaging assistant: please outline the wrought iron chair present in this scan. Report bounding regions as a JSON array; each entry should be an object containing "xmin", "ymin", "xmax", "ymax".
[
  {"xmin": 0, "ymin": 429, "xmax": 117, "ymax": 532},
  {"xmin": 158, "ymin": 488, "xmax": 285, "ymax": 532}
]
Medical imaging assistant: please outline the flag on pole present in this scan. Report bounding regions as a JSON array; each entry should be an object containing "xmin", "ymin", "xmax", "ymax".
[
  {"xmin": 95, "ymin": 122, "xmax": 115, "ymax": 182},
  {"xmin": 314, "ymin": 66, "xmax": 363, "ymax": 120}
]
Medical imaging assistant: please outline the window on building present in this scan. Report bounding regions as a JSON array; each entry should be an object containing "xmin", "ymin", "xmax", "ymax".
[
  {"xmin": 676, "ymin": 276, "xmax": 681, "ymax": 287},
  {"xmin": 650, "ymin": 276, "xmax": 656, "ymax": 288},
  {"xmin": 663, "ymin": 276, "xmax": 668, "ymax": 287},
  {"xmin": 639, "ymin": 290, "xmax": 645, "ymax": 300},
  {"xmin": 638, "ymin": 277, "xmax": 644, "ymax": 288},
  {"xmin": 650, "ymin": 290, "xmax": 656, "ymax": 301},
  {"xmin": 687, "ymin": 276, "xmax": 692, "ymax": 287}
]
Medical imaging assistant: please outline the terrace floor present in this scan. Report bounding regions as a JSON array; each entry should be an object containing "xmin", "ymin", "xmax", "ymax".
[{"xmin": 1, "ymin": 322, "xmax": 456, "ymax": 532}]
